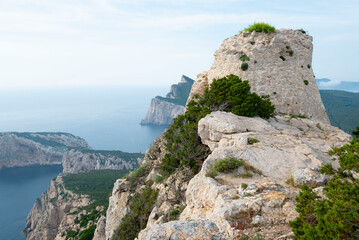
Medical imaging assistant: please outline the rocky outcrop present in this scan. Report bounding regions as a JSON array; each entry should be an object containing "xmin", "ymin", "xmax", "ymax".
[
  {"xmin": 178, "ymin": 111, "xmax": 350, "ymax": 239},
  {"xmin": 0, "ymin": 132, "xmax": 142, "ymax": 173},
  {"xmin": 24, "ymin": 175, "xmax": 92, "ymax": 240},
  {"xmin": 137, "ymin": 219, "xmax": 227, "ymax": 240},
  {"xmin": 140, "ymin": 98, "xmax": 185, "ymax": 125},
  {"xmin": 62, "ymin": 150, "xmax": 141, "ymax": 173},
  {"xmin": 0, "ymin": 132, "xmax": 89, "ymax": 169},
  {"xmin": 141, "ymin": 75, "xmax": 194, "ymax": 125},
  {"xmin": 188, "ymin": 29, "xmax": 329, "ymax": 124}
]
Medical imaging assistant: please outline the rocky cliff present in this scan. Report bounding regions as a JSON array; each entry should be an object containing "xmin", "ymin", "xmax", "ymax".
[
  {"xmin": 0, "ymin": 132, "xmax": 142, "ymax": 173},
  {"xmin": 0, "ymin": 132, "xmax": 89, "ymax": 169},
  {"xmin": 24, "ymin": 175, "xmax": 93, "ymax": 240},
  {"xmin": 141, "ymin": 75, "xmax": 194, "ymax": 125},
  {"xmin": 95, "ymin": 28, "xmax": 352, "ymax": 240},
  {"xmin": 188, "ymin": 29, "xmax": 329, "ymax": 124}
]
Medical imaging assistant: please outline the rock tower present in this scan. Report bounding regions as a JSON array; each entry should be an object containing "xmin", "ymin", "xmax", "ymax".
[{"xmin": 188, "ymin": 29, "xmax": 329, "ymax": 123}]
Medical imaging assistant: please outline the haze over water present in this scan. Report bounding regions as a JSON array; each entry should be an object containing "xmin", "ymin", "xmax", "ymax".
[{"xmin": 0, "ymin": 86, "xmax": 169, "ymax": 239}]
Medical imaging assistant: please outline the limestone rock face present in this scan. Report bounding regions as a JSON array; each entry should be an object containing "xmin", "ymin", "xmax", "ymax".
[
  {"xmin": 137, "ymin": 219, "xmax": 228, "ymax": 240},
  {"xmin": 141, "ymin": 75, "xmax": 194, "ymax": 125},
  {"xmin": 140, "ymin": 97, "xmax": 185, "ymax": 125},
  {"xmin": 197, "ymin": 111, "xmax": 350, "ymax": 180},
  {"xmin": 178, "ymin": 111, "xmax": 350, "ymax": 238},
  {"xmin": 0, "ymin": 132, "xmax": 89, "ymax": 169},
  {"xmin": 188, "ymin": 29, "xmax": 329, "ymax": 123},
  {"xmin": 62, "ymin": 150, "xmax": 140, "ymax": 174},
  {"xmin": 24, "ymin": 176, "xmax": 92, "ymax": 240}
]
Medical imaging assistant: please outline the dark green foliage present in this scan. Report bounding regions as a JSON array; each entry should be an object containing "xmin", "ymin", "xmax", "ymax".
[
  {"xmin": 79, "ymin": 225, "xmax": 96, "ymax": 240},
  {"xmin": 298, "ymin": 29, "xmax": 307, "ymax": 34},
  {"xmin": 290, "ymin": 137, "xmax": 359, "ymax": 239},
  {"xmin": 154, "ymin": 75, "xmax": 194, "ymax": 106},
  {"xmin": 241, "ymin": 183, "xmax": 248, "ymax": 189},
  {"xmin": 273, "ymin": 92, "xmax": 277, "ymax": 95},
  {"xmin": 66, "ymin": 230, "xmax": 78, "ymax": 240},
  {"xmin": 240, "ymin": 54, "xmax": 250, "ymax": 62},
  {"xmin": 307, "ymin": 64, "xmax": 311, "ymax": 69},
  {"xmin": 205, "ymin": 167, "xmax": 218, "ymax": 178},
  {"xmin": 62, "ymin": 169, "xmax": 129, "ymax": 210},
  {"xmin": 287, "ymin": 50, "xmax": 294, "ymax": 56},
  {"xmin": 242, "ymin": 22, "xmax": 275, "ymax": 33},
  {"xmin": 112, "ymin": 187, "xmax": 158, "ymax": 240},
  {"xmin": 241, "ymin": 62, "xmax": 249, "ymax": 71},
  {"xmin": 167, "ymin": 205, "xmax": 186, "ymax": 221},
  {"xmin": 127, "ymin": 163, "xmax": 151, "ymax": 187},
  {"xmin": 247, "ymin": 138, "xmax": 259, "ymax": 145},
  {"xmin": 155, "ymin": 175, "xmax": 163, "ymax": 183},
  {"xmin": 280, "ymin": 56, "xmax": 286, "ymax": 61},
  {"xmin": 352, "ymin": 123, "xmax": 359, "ymax": 138},
  {"xmin": 320, "ymin": 90, "xmax": 359, "ymax": 134},
  {"xmin": 303, "ymin": 80, "xmax": 309, "ymax": 85},
  {"xmin": 213, "ymin": 158, "xmax": 243, "ymax": 172},
  {"xmin": 161, "ymin": 74, "xmax": 275, "ymax": 176}
]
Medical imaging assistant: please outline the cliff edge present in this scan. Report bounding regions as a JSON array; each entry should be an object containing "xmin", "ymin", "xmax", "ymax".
[{"xmin": 141, "ymin": 75, "xmax": 194, "ymax": 125}]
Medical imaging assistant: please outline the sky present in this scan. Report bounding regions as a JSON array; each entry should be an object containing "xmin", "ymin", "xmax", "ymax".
[{"xmin": 0, "ymin": 0, "xmax": 358, "ymax": 89}]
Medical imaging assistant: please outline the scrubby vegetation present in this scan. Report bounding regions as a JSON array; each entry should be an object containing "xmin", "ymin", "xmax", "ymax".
[
  {"xmin": 112, "ymin": 186, "xmax": 158, "ymax": 240},
  {"xmin": 161, "ymin": 74, "xmax": 275, "ymax": 176},
  {"xmin": 241, "ymin": 62, "xmax": 249, "ymax": 71},
  {"xmin": 303, "ymin": 80, "xmax": 309, "ymax": 85},
  {"xmin": 290, "ymin": 123, "xmax": 359, "ymax": 239},
  {"xmin": 212, "ymin": 158, "xmax": 243, "ymax": 172},
  {"xmin": 62, "ymin": 169, "xmax": 129, "ymax": 210},
  {"xmin": 247, "ymin": 138, "xmax": 259, "ymax": 145},
  {"xmin": 241, "ymin": 22, "xmax": 275, "ymax": 33},
  {"xmin": 240, "ymin": 54, "xmax": 250, "ymax": 62}
]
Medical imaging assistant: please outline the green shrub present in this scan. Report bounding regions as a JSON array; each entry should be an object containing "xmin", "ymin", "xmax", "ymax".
[
  {"xmin": 287, "ymin": 50, "xmax": 294, "ymax": 56},
  {"xmin": 241, "ymin": 183, "xmax": 248, "ymax": 189},
  {"xmin": 155, "ymin": 175, "xmax": 163, "ymax": 183},
  {"xmin": 112, "ymin": 187, "xmax": 158, "ymax": 240},
  {"xmin": 303, "ymin": 80, "xmax": 309, "ymax": 85},
  {"xmin": 212, "ymin": 158, "xmax": 243, "ymax": 172},
  {"xmin": 241, "ymin": 62, "xmax": 249, "ymax": 71},
  {"xmin": 127, "ymin": 163, "xmax": 151, "ymax": 187},
  {"xmin": 247, "ymin": 138, "xmax": 259, "ymax": 145},
  {"xmin": 241, "ymin": 171, "xmax": 253, "ymax": 178},
  {"xmin": 167, "ymin": 205, "xmax": 186, "ymax": 221},
  {"xmin": 280, "ymin": 56, "xmax": 286, "ymax": 61},
  {"xmin": 290, "ymin": 135, "xmax": 359, "ymax": 239},
  {"xmin": 352, "ymin": 123, "xmax": 359, "ymax": 138},
  {"xmin": 240, "ymin": 54, "xmax": 250, "ymax": 62},
  {"xmin": 161, "ymin": 75, "xmax": 275, "ymax": 176},
  {"xmin": 79, "ymin": 225, "xmax": 96, "ymax": 240},
  {"xmin": 307, "ymin": 64, "xmax": 311, "ymax": 69},
  {"xmin": 205, "ymin": 167, "xmax": 218, "ymax": 178},
  {"xmin": 241, "ymin": 22, "xmax": 275, "ymax": 33}
]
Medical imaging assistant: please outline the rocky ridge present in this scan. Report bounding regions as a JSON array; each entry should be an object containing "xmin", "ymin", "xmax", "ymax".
[
  {"xmin": 24, "ymin": 175, "xmax": 93, "ymax": 240},
  {"xmin": 141, "ymin": 75, "xmax": 194, "ymax": 125},
  {"xmin": 0, "ymin": 132, "xmax": 141, "ymax": 173}
]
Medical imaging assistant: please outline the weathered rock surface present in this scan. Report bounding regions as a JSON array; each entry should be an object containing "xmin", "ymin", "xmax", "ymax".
[
  {"xmin": 197, "ymin": 111, "xmax": 350, "ymax": 180},
  {"xmin": 141, "ymin": 75, "xmax": 194, "ymax": 125},
  {"xmin": 0, "ymin": 132, "xmax": 88, "ymax": 169},
  {"xmin": 140, "ymin": 97, "xmax": 185, "ymax": 125},
  {"xmin": 179, "ymin": 111, "xmax": 350, "ymax": 239},
  {"xmin": 62, "ymin": 150, "xmax": 141, "ymax": 173},
  {"xmin": 188, "ymin": 29, "xmax": 329, "ymax": 124},
  {"xmin": 24, "ymin": 175, "xmax": 92, "ymax": 240},
  {"xmin": 137, "ymin": 219, "xmax": 227, "ymax": 240}
]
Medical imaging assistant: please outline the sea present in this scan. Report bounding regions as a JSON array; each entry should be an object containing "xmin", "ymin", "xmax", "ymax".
[{"xmin": 0, "ymin": 86, "xmax": 169, "ymax": 240}]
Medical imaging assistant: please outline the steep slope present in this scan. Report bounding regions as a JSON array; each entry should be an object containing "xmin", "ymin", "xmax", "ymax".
[
  {"xmin": 94, "ymin": 28, "xmax": 353, "ymax": 240},
  {"xmin": 141, "ymin": 75, "xmax": 194, "ymax": 125}
]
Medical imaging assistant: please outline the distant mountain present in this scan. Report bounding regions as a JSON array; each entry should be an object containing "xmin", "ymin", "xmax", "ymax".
[
  {"xmin": 319, "ymin": 90, "xmax": 359, "ymax": 134},
  {"xmin": 316, "ymin": 78, "xmax": 359, "ymax": 92}
]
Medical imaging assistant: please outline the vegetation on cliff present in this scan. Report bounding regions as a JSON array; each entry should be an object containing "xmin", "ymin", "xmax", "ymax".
[
  {"xmin": 161, "ymin": 74, "xmax": 275, "ymax": 175},
  {"xmin": 241, "ymin": 22, "xmax": 276, "ymax": 33},
  {"xmin": 290, "ymin": 123, "xmax": 359, "ymax": 239}
]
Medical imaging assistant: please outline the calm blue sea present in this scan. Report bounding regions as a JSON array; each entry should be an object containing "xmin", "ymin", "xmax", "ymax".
[{"xmin": 0, "ymin": 86, "xmax": 169, "ymax": 239}]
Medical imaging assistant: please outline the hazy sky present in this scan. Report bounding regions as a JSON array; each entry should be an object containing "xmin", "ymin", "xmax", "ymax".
[{"xmin": 0, "ymin": 0, "xmax": 358, "ymax": 89}]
